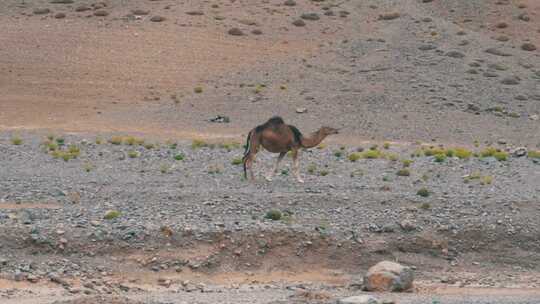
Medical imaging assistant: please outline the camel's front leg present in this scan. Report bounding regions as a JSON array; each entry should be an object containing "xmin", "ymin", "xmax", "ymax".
[
  {"xmin": 266, "ymin": 152, "xmax": 286, "ymax": 181},
  {"xmin": 291, "ymin": 149, "xmax": 304, "ymax": 183}
]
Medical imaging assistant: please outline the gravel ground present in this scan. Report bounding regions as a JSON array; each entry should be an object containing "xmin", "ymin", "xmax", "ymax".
[{"xmin": 0, "ymin": 131, "xmax": 539, "ymax": 303}]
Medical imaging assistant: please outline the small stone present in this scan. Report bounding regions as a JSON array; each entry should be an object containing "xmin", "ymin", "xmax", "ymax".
[
  {"xmin": 446, "ymin": 51, "xmax": 465, "ymax": 58},
  {"xmin": 301, "ymin": 13, "xmax": 320, "ymax": 21},
  {"xmin": 500, "ymin": 76, "xmax": 520, "ymax": 85},
  {"xmin": 495, "ymin": 35, "xmax": 509, "ymax": 42},
  {"xmin": 33, "ymin": 8, "xmax": 51, "ymax": 15},
  {"xmin": 54, "ymin": 12, "xmax": 66, "ymax": 19},
  {"xmin": 485, "ymin": 48, "xmax": 512, "ymax": 56},
  {"xmin": 400, "ymin": 220, "xmax": 417, "ymax": 231},
  {"xmin": 483, "ymin": 71, "xmax": 499, "ymax": 78},
  {"xmin": 529, "ymin": 114, "xmax": 539, "ymax": 121},
  {"xmin": 495, "ymin": 22, "xmax": 508, "ymax": 29},
  {"xmin": 292, "ymin": 19, "xmax": 306, "ymax": 27},
  {"xmin": 338, "ymin": 295, "xmax": 380, "ymax": 304},
  {"xmin": 150, "ymin": 15, "xmax": 165, "ymax": 22},
  {"xmin": 521, "ymin": 43, "xmax": 537, "ymax": 51},
  {"xmin": 75, "ymin": 5, "xmax": 91, "ymax": 12},
  {"xmin": 93, "ymin": 10, "xmax": 109, "ymax": 17},
  {"xmin": 512, "ymin": 147, "xmax": 527, "ymax": 157},
  {"xmin": 132, "ymin": 9, "xmax": 149, "ymax": 15},
  {"xmin": 296, "ymin": 107, "xmax": 307, "ymax": 114},
  {"xmin": 228, "ymin": 28, "xmax": 244, "ymax": 36},
  {"xmin": 418, "ymin": 44, "xmax": 436, "ymax": 51},
  {"xmin": 518, "ymin": 13, "xmax": 530, "ymax": 22},
  {"xmin": 186, "ymin": 10, "xmax": 204, "ymax": 16},
  {"xmin": 283, "ymin": 0, "xmax": 296, "ymax": 6},
  {"xmin": 251, "ymin": 29, "xmax": 263, "ymax": 35},
  {"xmin": 379, "ymin": 12, "xmax": 400, "ymax": 20},
  {"xmin": 50, "ymin": 0, "xmax": 74, "ymax": 3}
]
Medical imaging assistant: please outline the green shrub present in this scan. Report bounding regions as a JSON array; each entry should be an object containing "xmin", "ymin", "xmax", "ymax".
[
  {"xmin": 104, "ymin": 210, "xmax": 121, "ymax": 220},
  {"xmin": 420, "ymin": 202, "xmax": 431, "ymax": 209},
  {"xmin": 383, "ymin": 142, "xmax": 390, "ymax": 149},
  {"xmin": 319, "ymin": 170, "xmax": 329, "ymax": 176},
  {"xmin": 445, "ymin": 149, "xmax": 455, "ymax": 157},
  {"xmin": 423, "ymin": 147, "xmax": 445, "ymax": 156},
  {"xmin": 56, "ymin": 138, "xmax": 65, "ymax": 146},
  {"xmin": 265, "ymin": 209, "xmax": 282, "ymax": 221},
  {"xmin": 481, "ymin": 175, "xmax": 493, "ymax": 185},
  {"xmin": 68, "ymin": 144, "xmax": 80, "ymax": 157},
  {"xmin": 396, "ymin": 168, "xmax": 410, "ymax": 176},
  {"xmin": 386, "ymin": 153, "xmax": 399, "ymax": 161},
  {"xmin": 348, "ymin": 152, "xmax": 362, "ymax": 162},
  {"xmin": 402, "ymin": 159, "xmax": 413, "ymax": 167},
  {"xmin": 160, "ymin": 164, "xmax": 171, "ymax": 174},
  {"xmin": 174, "ymin": 153, "xmax": 185, "ymax": 161},
  {"xmin": 480, "ymin": 147, "xmax": 498, "ymax": 158},
  {"xmin": 95, "ymin": 137, "xmax": 103, "ymax": 145},
  {"xmin": 231, "ymin": 157, "xmax": 243, "ymax": 165},
  {"xmin": 194, "ymin": 86, "xmax": 203, "ymax": 93},
  {"xmin": 307, "ymin": 163, "xmax": 317, "ymax": 174},
  {"xmin": 128, "ymin": 151, "xmax": 139, "ymax": 158},
  {"xmin": 192, "ymin": 139, "xmax": 207, "ymax": 149},
  {"xmin": 363, "ymin": 149, "xmax": 381, "ymax": 159},
  {"xmin": 83, "ymin": 162, "xmax": 93, "ymax": 172},
  {"xmin": 454, "ymin": 148, "xmax": 472, "ymax": 159},
  {"xmin": 109, "ymin": 136, "xmax": 123, "ymax": 145},
  {"xmin": 528, "ymin": 150, "xmax": 540, "ymax": 159},
  {"xmin": 434, "ymin": 154, "xmax": 446, "ymax": 163},
  {"xmin": 11, "ymin": 136, "xmax": 22, "ymax": 145},
  {"xmin": 493, "ymin": 151, "xmax": 508, "ymax": 161},
  {"xmin": 417, "ymin": 188, "xmax": 430, "ymax": 197},
  {"xmin": 334, "ymin": 151, "xmax": 343, "ymax": 158}
]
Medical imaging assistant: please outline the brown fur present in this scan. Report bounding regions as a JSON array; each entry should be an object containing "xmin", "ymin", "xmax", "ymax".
[{"xmin": 242, "ymin": 116, "xmax": 338, "ymax": 182}]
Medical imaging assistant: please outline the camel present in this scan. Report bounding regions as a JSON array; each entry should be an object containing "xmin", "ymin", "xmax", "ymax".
[{"xmin": 242, "ymin": 116, "xmax": 339, "ymax": 183}]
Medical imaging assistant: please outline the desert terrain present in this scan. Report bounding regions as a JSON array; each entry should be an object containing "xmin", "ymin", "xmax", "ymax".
[{"xmin": 0, "ymin": 0, "xmax": 539, "ymax": 303}]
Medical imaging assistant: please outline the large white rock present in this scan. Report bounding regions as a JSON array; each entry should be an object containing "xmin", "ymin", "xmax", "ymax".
[
  {"xmin": 338, "ymin": 295, "xmax": 380, "ymax": 304},
  {"xmin": 363, "ymin": 261, "xmax": 414, "ymax": 292}
]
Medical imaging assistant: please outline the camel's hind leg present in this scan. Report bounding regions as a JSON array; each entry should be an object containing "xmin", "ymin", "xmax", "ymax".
[
  {"xmin": 291, "ymin": 148, "xmax": 304, "ymax": 183},
  {"xmin": 265, "ymin": 152, "xmax": 286, "ymax": 181}
]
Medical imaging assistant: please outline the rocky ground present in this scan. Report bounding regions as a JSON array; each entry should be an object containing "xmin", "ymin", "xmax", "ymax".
[{"xmin": 0, "ymin": 131, "xmax": 539, "ymax": 303}]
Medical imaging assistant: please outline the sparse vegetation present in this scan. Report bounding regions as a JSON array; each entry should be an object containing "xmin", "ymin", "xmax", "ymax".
[
  {"xmin": 220, "ymin": 142, "xmax": 241, "ymax": 151},
  {"xmin": 11, "ymin": 136, "xmax": 22, "ymax": 145},
  {"xmin": 95, "ymin": 137, "xmax": 103, "ymax": 145},
  {"xmin": 348, "ymin": 152, "xmax": 362, "ymax": 162},
  {"xmin": 454, "ymin": 148, "xmax": 472, "ymax": 159},
  {"xmin": 434, "ymin": 154, "xmax": 446, "ymax": 163},
  {"xmin": 83, "ymin": 162, "xmax": 93, "ymax": 172},
  {"xmin": 528, "ymin": 150, "xmax": 540, "ymax": 159},
  {"xmin": 363, "ymin": 149, "xmax": 382, "ymax": 159},
  {"xmin": 402, "ymin": 159, "xmax": 413, "ymax": 167},
  {"xmin": 160, "ymin": 164, "xmax": 171, "ymax": 174},
  {"xmin": 385, "ymin": 153, "xmax": 399, "ymax": 161},
  {"xmin": 420, "ymin": 202, "xmax": 431, "ymax": 210},
  {"xmin": 417, "ymin": 188, "xmax": 430, "ymax": 197},
  {"xmin": 109, "ymin": 136, "xmax": 123, "ymax": 145},
  {"xmin": 194, "ymin": 86, "xmax": 203, "ymax": 93},
  {"xmin": 307, "ymin": 163, "xmax": 317, "ymax": 174},
  {"xmin": 480, "ymin": 147, "xmax": 498, "ymax": 158},
  {"xmin": 265, "ymin": 209, "xmax": 282, "ymax": 221},
  {"xmin": 493, "ymin": 151, "xmax": 508, "ymax": 161},
  {"xmin": 104, "ymin": 210, "xmax": 121, "ymax": 220},
  {"xmin": 383, "ymin": 142, "xmax": 390, "ymax": 149},
  {"xmin": 481, "ymin": 175, "xmax": 493, "ymax": 185},
  {"xmin": 231, "ymin": 157, "xmax": 243, "ymax": 165},
  {"xmin": 192, "ymin": 139, "xmax": 208, "ymax": 149},
  {"xmin": 128, "ymin": 151, "xmax": 139, "ymax": 158},
  {"xmin": 319, "ymin": 170, "xmax": 329, "ymax": 176},
  {"xmin": 174, "ymin": 153, "xmax": 185, "ymax": 161},
  {"xmin": 397, "ymin": 168, "xmax": 410, "ymax": 176},
  {"xmin": 144, "ymin": 143, "xmax": 155, "ymax": 150}
]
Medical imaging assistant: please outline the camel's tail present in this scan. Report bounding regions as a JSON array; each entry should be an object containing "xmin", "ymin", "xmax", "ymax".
[{"xmin": 242, "ymin": 130, "xmax": 253, "ymax": 179}]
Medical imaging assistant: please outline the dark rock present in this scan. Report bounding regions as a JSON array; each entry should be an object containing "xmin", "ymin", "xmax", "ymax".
[
  {"xmin": 54, "ymin": 12, "xmax": 66, "ymax": 19},
  {"xmin": 33, "ymin": 8, "xmax": 51, "ymax": 15},
  {"xmin": 500, "ymin": 76, "xmax": 520, "ymax": 85},
  {"xmin": 521, "ymin": 43, "xmax": 537, "ymax": 51},
  {"xmin": 150, "ymin": 15, "xmax": 165, "ymax": 22},
  {"xmin": 379, "ymin": 12, "xmax": 400, "ymax": 20},
  {"xmin": 446, "ymin": 51, "xmax": 465, "ymax": 58},
  {"xmin": 228, "ymin": 28, "xmax": 244, "ymax": 36},
  {"xmin": 485, "ymin": 48, "xmax": 512, "ymax": 56},
  {"xmin": 93, "ymin": 10, "xmax": 109, "ymax": 17},
  {"xmin": 301, "ymin": 13, "xmax": 320, "ymax": 21},
  {"xmin": 283, "ymin": 0, "xmax": 297, "ymax": 6},
  {"xmin": 292, "ymin": 19, "xmax": 306, "ymax": 27}
]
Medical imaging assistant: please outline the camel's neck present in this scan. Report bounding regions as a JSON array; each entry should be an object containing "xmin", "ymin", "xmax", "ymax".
[{"xmin": 300, "ymin": 131, "xmax": 327, "ymax": 148}]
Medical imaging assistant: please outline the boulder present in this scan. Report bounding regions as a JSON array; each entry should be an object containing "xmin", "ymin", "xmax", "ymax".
[{"xmin": 363, "ymin": 261, "xmax": 414, "ymax": 292}]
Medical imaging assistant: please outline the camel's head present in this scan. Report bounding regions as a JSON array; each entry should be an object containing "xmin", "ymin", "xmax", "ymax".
[{"xmin": 320, "ymin": 126, "xmax": 339, "ymax": 136}]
